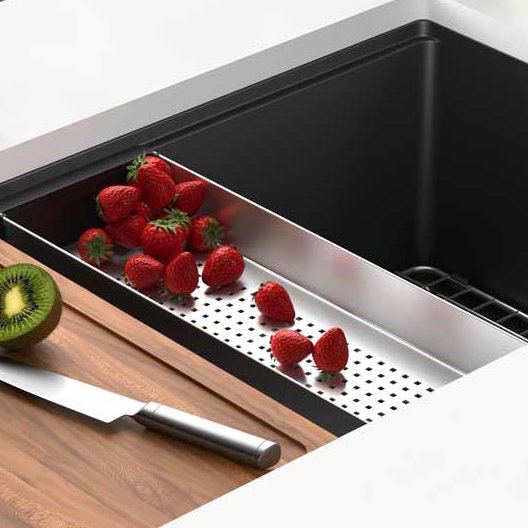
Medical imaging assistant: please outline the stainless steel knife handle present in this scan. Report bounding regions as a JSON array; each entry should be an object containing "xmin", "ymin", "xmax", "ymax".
[{"xmin": 134, "ymin": 402, "xmax": 281, "ymax": 468}]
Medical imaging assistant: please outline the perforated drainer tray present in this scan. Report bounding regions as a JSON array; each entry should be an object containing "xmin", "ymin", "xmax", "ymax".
[
  {"xmin": 65, "ymin": 243, "xmax": 460, "ymax": 424},
  {"xmin": 24, "ymin": 152, "xmax": 519, "ymax": 428},
  {"xmin": 52, "ymin": 152, "xmax": 521, "ymax": 425},
  {"xmin": 6, "ymin": 148, "xmax": 522, "ymax": 428}
]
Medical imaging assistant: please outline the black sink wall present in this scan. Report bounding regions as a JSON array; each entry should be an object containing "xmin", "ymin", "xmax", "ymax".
[
  {"xmin": 435, "ymin": 27, "xmax": 528, "ymax": 311},
  {"xmin": 157, "ymin": 28, "xmax": 432, "ymax": 273}
]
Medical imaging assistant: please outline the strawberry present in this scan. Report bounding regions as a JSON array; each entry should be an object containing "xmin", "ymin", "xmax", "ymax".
[
  {"xmin": 127, "ymin": 155, "xmax": 176, "ymax": 212},
  {"xmin": 172, "ymin": 180, "xmax": 206, "ymax": 216},
  {"xmin": 202, "ymin": 246, "xmax": 244, "ymax": 287},
  {"xmin": 164, "ymin": 252, "xmax": 199, "ymax": 302},
  {"xmin": 134, "ymin": 201, "xmax": 154, "ymax": 221},
  {"xmin": 188, "ymin": 215, "xmax": 224, "ymax": 252},
  {"xmin": 77, "ymin": 228, "xmax": 113, "ymax": 266},
  {"xmin": 161, "ymin": 208, "xmax": 191, "ymax": 236},
  {"xmin": 270, "ymin": 330, "xmax": 313, "ymax": 367},
  {"xmin": 253, "ymin": 281, "xmax": 295, "ymax": 322},
  {"xmin": 96, "ymin": 185, "xmax": 140, "ymax": 223},
  {"xmin": 140, "ymin": 218, "xmax": 186, "ymax": 264},
  {"xmin": 105, "ymin": 214, "xmax": 147, "ymax": 249},
  {"xmin": 313, "ymin": 327, "xmax": 349, "ymax": 380},
  {"xmin": 127, "ymin": 154, "xmax": 172, "ymax": 181},
  {"xmin": 124, "ymin": 254, "xmax": 164, "ymax": 290}
]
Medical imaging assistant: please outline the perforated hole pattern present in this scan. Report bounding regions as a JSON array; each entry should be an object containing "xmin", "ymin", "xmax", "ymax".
[{"xmin": 81, "ymin": 248, "xmax": 439, "ymax": 425}]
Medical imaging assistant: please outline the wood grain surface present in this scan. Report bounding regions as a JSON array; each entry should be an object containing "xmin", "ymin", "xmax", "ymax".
[{"xmin": 0, "ymin": 240, "xmax": 334, "ymax": 528}]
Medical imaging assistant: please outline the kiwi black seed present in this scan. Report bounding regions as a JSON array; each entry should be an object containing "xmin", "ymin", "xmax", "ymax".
[{"xmin": 0, "ymin": 264, "xmax": 62, "ymax": 350}]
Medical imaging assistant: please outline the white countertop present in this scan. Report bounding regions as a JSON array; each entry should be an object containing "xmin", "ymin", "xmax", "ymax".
[
  {"xmin": 458, "ymin": 0, "xmax": 528, "ymax": 30},
  {"xmin": 2, "ymin": 1, "xmax": 528, "ymax": 527},
  {"xmin": 172, "ymin": 344, "xmax": 528, "ymax": 528},
  {"xmin": 0, "ymin": 0, "xmax": 395, "ymax": 183},
  {"xmin": 5, "ymin": 0, "xmax": 527, "ymax": 185}
]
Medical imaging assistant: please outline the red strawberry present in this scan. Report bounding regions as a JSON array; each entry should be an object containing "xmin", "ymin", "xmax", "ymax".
[
  {"xmin": 105, "ymin": 214, "xmax": 147, "ymax": 249},
  {"xmin": 127, "ymin": 155, "xmax": 176, "ymax": 212},
  {"xmin": 188, "ymin": 215, "xmax": 224, "ymax": 252},
  {"xmin": 270, "ymin": 330, "xmax": 313, "ymax": 367},
  {"xmin": 172, "ymin": 181, "xmax": 206, "ymax": 216},
  {"xmin": 202, "ymin": 246, "xmax": 244, "ymax": 287},
  {"xmin": 164, "ymin": 252, "xmax": 199, "ymax": 302},
  {"xmin": 77, "ymin": 228, "xmax": 113, "ymax": 266},
  {"xmin": 125, "ymin": 254, "xmax": 164, "ymax": 290},
  {"xmin": 253, "ymin": 281, "xmax": 295, "ymax": 322},
  {"xmin": 127, "ymin": 154, "xmax": 172, "ymax": 181},
  {"xmin": 141, "ymin": 218, "xmax": 186, "ymax": 264},
  {"xmin": 134, "ymin": 201, "xmax": 154, "ymax": 221},
  {"xmin": 161, "ymin": 208, "xmax": 191, "ymax": 236},
  {"xmin": 313, "ymin": 327, "xmax": 349, "ymax": 380},
  {"xmin": 125, "ymin": 156, "xmax": 167, "ymax": 189},
  {"xmin": 96, "ymin": 185, "xmax": 140, "ymax": 223}
]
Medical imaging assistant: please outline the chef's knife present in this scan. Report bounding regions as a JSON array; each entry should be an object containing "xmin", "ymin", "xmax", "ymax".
[{"xmin": 0, "ymin": 356, "xmax": 281, "ymax": 468}]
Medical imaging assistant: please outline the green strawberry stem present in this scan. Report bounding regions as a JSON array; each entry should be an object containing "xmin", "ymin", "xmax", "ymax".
[
  {"xmin": 316, "ymin": 371, "xmax": 338, "ymax": 382},
  {"xmin": 83, "ymin": 235, "xmax": 112, "ymax": 266},
  {"xmin": 201, "ymin": 221, "xmax": 224, "ymax": 248},
  {"xmin": 149, "ymin": 218, "xmax": 180, "ymax": 233},
  {"xmin": 126, "ymin": 154, "xmax": 147, "ymax": 182},
  {"xmin": 170, "ymin": 294, "xmax": 191, "ymax": 305},
  {"xmin": 163, "ymin": 208, "xmax": 191, "ymax": 228}
]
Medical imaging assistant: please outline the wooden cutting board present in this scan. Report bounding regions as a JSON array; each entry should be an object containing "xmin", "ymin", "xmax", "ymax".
[{"xmin": 0, "ymin": 240, "xmax": 334, "ymax": 528}]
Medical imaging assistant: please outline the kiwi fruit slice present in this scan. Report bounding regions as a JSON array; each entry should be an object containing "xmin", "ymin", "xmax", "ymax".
[{"xmin": 0, "ymin": 264, "xmax": 62, "ymax": 350}]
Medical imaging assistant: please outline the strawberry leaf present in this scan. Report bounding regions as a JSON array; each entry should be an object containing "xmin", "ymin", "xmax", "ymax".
[
  {"xmin": 201, "ymin": 219, "xmax": 225, "ymax": 249},
  {"xmin": 149, "ymin": 218, "xmax": 179, "ymax": 232},
  {"xmin": 316, "ymin": 371, "xmax": 337, "ymax": 383},
  {"xmin": 83, "ymin": 234, "xmax": 112, "ymax": 265},
  {"xmin": 169, "ymin": 294, "xmax": 191, "ymax": 305},
  {"xmin": 163, "ymin": 208, "xmax": 190, "ymax": 228},
  {"xmin": 126, "ymin": 154, "xmax": 146, "ymax": 182}
]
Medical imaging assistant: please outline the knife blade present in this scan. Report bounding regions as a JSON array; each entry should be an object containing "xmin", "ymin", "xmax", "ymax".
[{"xmin": 0, "ymin": 356, "xmax": 281, "ymax": 468}]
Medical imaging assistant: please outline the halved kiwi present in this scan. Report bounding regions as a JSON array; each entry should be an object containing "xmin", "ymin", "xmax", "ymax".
[{"xmin": 0, "ymin": 264, "xmax": 62, "ymax": 350}]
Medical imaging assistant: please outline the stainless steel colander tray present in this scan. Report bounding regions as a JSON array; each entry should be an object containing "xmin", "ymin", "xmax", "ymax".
[{"xmin": 45, "ymin": 154, "xmax": 521, "ymax": 426}]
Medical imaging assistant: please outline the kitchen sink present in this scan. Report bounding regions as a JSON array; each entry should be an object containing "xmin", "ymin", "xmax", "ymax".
[{"xmin": 1, "ymin": 20, "xmax": 527, "ymax": 435}]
